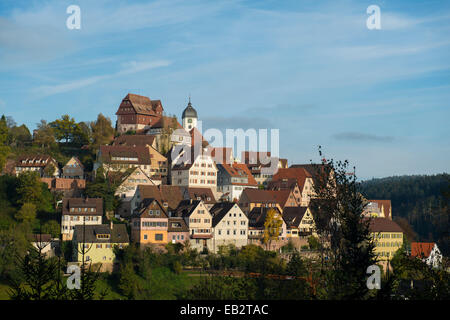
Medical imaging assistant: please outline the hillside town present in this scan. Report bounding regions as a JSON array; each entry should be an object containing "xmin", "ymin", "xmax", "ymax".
[{"xmin": 5, "ymin": 93, "xmax": 444, "ymax": 276}]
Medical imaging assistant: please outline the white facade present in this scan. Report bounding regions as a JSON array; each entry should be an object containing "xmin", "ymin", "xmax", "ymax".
[
  {"xmin": 172, "ymin": 154, "xmax": 218, "ymax": 192},
  {"xmin": 211, "ymin": 204, "xmax": 248, "ymax": 253},
  {"xmin": 61, "ymin": 214, "xmax": 102, "ymax": 241}
]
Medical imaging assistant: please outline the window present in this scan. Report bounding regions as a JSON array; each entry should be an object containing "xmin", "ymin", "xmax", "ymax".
[
  {"xmin": 144, "ymin": 234, "xmax": 148, "ymax": 240},
  {"xmin": 155, "ymin": 234, "xmax": 163, "ymax": 241}
]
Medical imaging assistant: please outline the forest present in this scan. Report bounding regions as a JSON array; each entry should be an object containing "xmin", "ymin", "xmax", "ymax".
[{"xmin": 359, "ymin": 174, "xmax": 450, "ymax": 255}]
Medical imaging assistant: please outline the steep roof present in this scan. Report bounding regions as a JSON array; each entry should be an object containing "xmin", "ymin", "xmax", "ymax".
[
  {"xmin": 282, "ymin": 207, "xmax": 308, "ymax": 228},
  {"xmin": 411, "ymin": 242, "xmax": 435, "ymax": 259},
  {"xmin": 267, "ymin": 189, "xmax": 294, "ymax": 208},
  {"xmin": 271, "ymin": 167, "xmax": 312, "ymax": 191},
  {"xmin": 137, "ymin": 185, "xmax": 184, "ymax": 211},
  {"xmin": 63, "ymin": 156, "xmax": 84, "ymax": 169},
  {"xmin": 173, "ymin": 200, "xmax": 202, "ymax": 218},
  {"xmin": 28, "ymin": 233, "xmax": 52, "ymax": 243},
  {"xmin": 219, "ymin": 163, "xmax": 258, "ymax": 186},
  {"xmin": 248, "ymin": 206, "xmax": 282, "ymax": 229},
  {"xmin": 73, "ymin": 224, "xmax": 129, "ymax": 244},
  {"xmin": 268, "ymin": 178, "xmax": 299, "ymax": 190},
  {"xmin": 135, "ymin": 198, "xmax": 168, "ymax": 219},
  {"xmin": 98, "ymin": 145, "xmax": 151, "ymax": 165},
  {"xmin": 209, "ymin": 202, "xmax": 238, "ymax": 227},
  {"xmin": 116, "ymin": 93, "xmax": 163, "ymax": 116},
  {"xmin": 367, "ymin": 218, "xmax": 403, "ymax": 233},
  {"xmin": 190, "ymin": 128, "xmax": 209, "ymax": 148}
]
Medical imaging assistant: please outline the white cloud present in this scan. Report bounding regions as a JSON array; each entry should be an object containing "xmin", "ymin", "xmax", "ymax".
[{"xmin": 32, "ymin": 59, "xmax": 171, "ymax": 97}]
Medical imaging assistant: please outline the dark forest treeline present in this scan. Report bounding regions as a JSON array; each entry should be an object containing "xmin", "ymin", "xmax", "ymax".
[{"xmin": 359, "ymin": 174, "xmax": 450, "ymax": 255}]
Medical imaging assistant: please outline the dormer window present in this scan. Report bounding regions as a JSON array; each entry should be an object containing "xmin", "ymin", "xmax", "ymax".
[{"xmin": 96, "ymin": 234, "xmax": 110, "ymax": 240}]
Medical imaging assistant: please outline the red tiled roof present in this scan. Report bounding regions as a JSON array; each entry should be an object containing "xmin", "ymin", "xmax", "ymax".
[
  {"xmin": 267, "ymin": 190, "xmax": 293, "ymax": 208},
  {"xmin": 185, "ymin": 187, "xmax": 216, "ymax": 204},
  {"xmin": 219, "ymin": 162, "xmax": 258, "ymax": 186},
  {"xmin": 271, "ymin": 168, "xmax": 312, "ymax": 191},
  {"xmin": 210, "ymin": 147, "xmax": 233, "ymax": 164},
  {"xmin": 411, "ymin": 242, "xmax": 435, "ymax": 259}
]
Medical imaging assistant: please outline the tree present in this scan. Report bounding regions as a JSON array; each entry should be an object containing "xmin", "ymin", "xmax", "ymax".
[
  {"xmin": 0, "ymin": 115, "xmax": 8, "ymax": 145},
  {"xmin": 15, "ymin": 171, "xmax": 53, "ymax": 213},
  {"xmin": 263, "ymin": 208, "xmax": 282, "ymax": 250},
  {"xmin": 309, "ymin": 146, "xmax": 377, "ymax": 300},
  {"xmin": 15, "ymin": 203, "xmax": 37, "ymax": 223},
  {"xmin": 42, "ymin": 220, "xmax": 60, "ymax": 238},
  {"xmin": 90, "ymin": 114, "xmax": 114, "ymax": 151},
  {"xmin": 33, "ymin": 120, "xmax": 55, "ymax": 148},
  {"xmin": 50, "ymin": 114, "xmax": 78, "ymax": 143},
  {"xmin": 7, "ymin": 124, "xmax": 32, "ymax": 147},
  {"xmin": 43, "ymin": 163, "xmax": 56, "ymax": 177},
  {"xmin": 72, "ymin": 121, "xmax": 91, "ymax": 146}
]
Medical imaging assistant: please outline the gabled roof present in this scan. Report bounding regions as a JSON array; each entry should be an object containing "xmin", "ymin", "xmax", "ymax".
[
  {"xmin": 282, "ymin": 207, "xmax": 308, "ymax": 228},
  {"xmin": 112, "ymin": 134, "xmax": 156, "ymax": 148},
  {"xmin": 240, "ymin": 188, "xmax": 278, "ymax": 204},
  {"xmin": 271, "ymin": 168, "xmax": 312, "ymax": 191},
  {"xmin": 73, "ymin": 224, "xmax": 129, "ymax": 244},
  {"xmin": 173, "ymin": 200, "xmax": 202, "ymax": 218},
  {"xmin": 218, "ymin": 163, "xmax": 258, "ymax": 186},
  {"xmin": 209, "ymin": 202, "xmax": 239, "ymax": 227},
  {"xmin": 63, "ymin": 156, "xmax": 84, "ymax": 169},
  {"xmin": 248, "ymin": 206, "xmax": 282, "ymax": 229},
  {"xmin": 134, "ymin": 198, "xmax": 168, "ymax": 219},
  {"xmin": 137, "ymin": 185, "xmax": 184, "ymax": 211},
  {"xmin": 367, "ymin": 218, "xmax": 403, "ymax": 233},
  {"xmin": 368, "ymin": 200, "xmax": 392, "ymax": 219},
  {"xmin": 289, "ymin": 163, "xmax": 332, "ymax": 185},
  {"xmin": 267, "ymin": 190, "xmax": 294, "ymax": 208},
  {"xmin": 98, "ymin": 145, "xmax": 151, "ymax": 165},
  {"xmin": 184, "ymin": 187, "xmax": 216, "ymax": 204},
  {"xmin": 168, "ymin": 217, "xmax": 189, "ymax": 232},
  {"xmin": 411, "ymin": 242, "xmax": 436, "ymax": 259},
  {"xmin": 146, "ymin": 116, "xmax": 183, "ymax": 130},
  {"xmin": 115, "ymin": 93, "xmax": 163, "ymax": 116}
]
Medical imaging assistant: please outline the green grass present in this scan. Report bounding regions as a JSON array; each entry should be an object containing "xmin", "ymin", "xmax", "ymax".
[{"xmin": 0, "ymin": 283, "xmax": 11, "ymax": 300}]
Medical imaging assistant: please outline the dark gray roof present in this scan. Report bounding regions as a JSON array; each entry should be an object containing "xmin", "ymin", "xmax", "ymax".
[
  {"xmin": 182, "ymin": 101, "xmax": 197, "ymax": 119},
  {"xmin": 73, "ymin": 224, "xmax": 129, "ymax": 244},
  {"xmin": 209, "ymin": 202, "xmax": 238, "ymax": 227},
  {"xmin": 248, "ymin": 206, "xmax": 282, "ymax": 229},
  {"xmin": 173, "ymin": 199, "xmax": 201, "ymax": 218},
  {"xmin": 282, "ymin": 207, "xmax": 308, "ymax": 228}
]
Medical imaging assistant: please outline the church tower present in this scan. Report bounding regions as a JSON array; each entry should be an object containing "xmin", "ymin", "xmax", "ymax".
[{"xmin": 182, "ymin": 97, "xmax": 198, "ymax": 130}]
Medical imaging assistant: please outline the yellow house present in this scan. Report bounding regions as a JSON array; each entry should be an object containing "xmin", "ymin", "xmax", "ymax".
[
  {"xmin": 131, "ymin": 198, "xmax": 168, "ymax": 245},
  {"xmin": 73, "ymin": 223, "xmax": 129, "ymax": 271},
  {"xmin": 282, "ymin": 206, "xmax": 317, "ymax": 238},
  {"xmin": 368, "ymin": 218, "xmax": 404, "ymax": 269}
]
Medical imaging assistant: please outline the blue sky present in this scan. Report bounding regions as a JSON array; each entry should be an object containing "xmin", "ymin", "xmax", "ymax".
[{"xmin": 0, "ymin": 0, "xmax": 449, "ymax": 179}]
